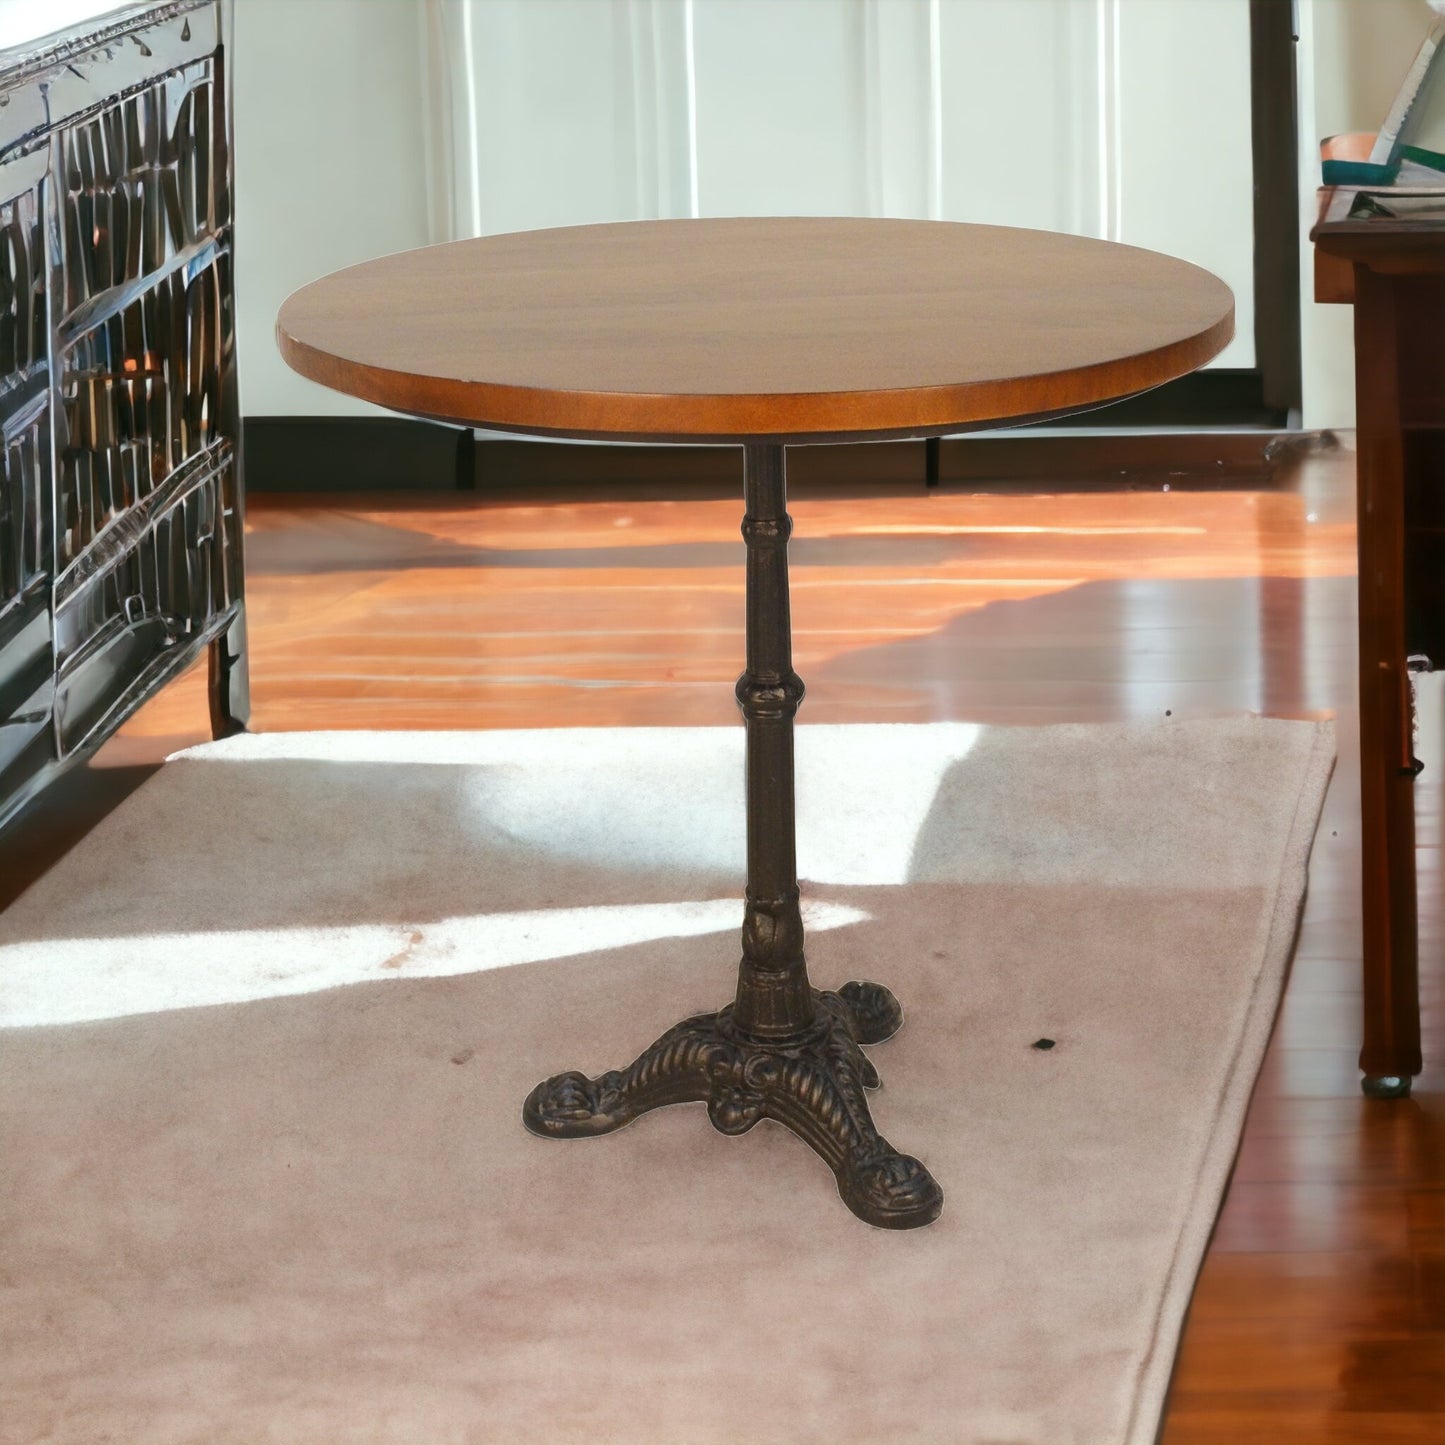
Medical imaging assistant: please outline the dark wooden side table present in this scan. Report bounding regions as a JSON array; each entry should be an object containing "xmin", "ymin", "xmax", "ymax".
[
  {"xmin": 1314, "ymin": 201, "xmax": 1445, "ymax": 1098},
  {"xmin": 277, "ymin": 217, "xmax": 1232, "ymax": 1227}
]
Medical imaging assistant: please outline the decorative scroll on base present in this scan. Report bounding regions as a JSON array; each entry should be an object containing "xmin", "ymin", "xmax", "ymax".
[{"xmin": 523, "ymin": 980, "xmax": 943, "ymax": 1230}]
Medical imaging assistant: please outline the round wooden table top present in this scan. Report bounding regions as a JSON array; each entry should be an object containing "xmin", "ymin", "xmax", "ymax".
[{"xmin": 276, "ymin": 217, "xmax": 1234, "ymax": 444}]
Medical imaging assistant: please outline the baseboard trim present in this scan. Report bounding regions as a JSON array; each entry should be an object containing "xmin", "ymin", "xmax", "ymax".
[
  {"xmin": 242, "ymin": 417, "xmax": 472, "ymax": 493},
  {"xmin": 242, "ymin": 416, "xmax": 1329, "ymax": 496}
]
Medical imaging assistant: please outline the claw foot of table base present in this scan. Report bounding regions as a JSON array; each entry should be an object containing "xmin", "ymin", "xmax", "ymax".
[{"xmin": 522, "ymin": 980, "xmax": 942, "ymax": 1230}]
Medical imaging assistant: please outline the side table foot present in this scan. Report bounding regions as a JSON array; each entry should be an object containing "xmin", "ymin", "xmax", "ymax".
[
  {"xmin": 523, "ymin": 981, "xmax": 942, "ymax": 1230},
  {"xmin": 1361, "ymin": 1073, "xmax": 1413, "ymax": 1100},
  {"xmin": 836, "ymin": 978, "xmax": 904, "ymax": 1044}
]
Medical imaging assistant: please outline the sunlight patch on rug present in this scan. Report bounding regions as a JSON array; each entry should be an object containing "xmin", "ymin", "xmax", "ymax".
[
  {"xmin": 183, "ymin": 723, "xmax": 984, "ymax": 885},
  {"xmin": 0, "ymin": 898, "xmax": 871, "ymax": 1028}
]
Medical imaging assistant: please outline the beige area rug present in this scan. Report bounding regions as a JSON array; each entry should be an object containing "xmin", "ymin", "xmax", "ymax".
[{"xmin": 0, "ymin": 719, "xmax": 1333, "ymax": 1445}]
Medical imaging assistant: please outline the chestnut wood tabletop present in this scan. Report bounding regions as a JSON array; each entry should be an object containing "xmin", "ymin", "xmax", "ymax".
[{"xmin": 276, "ymin": 217, "xmax": 1234, "ymax": 443}]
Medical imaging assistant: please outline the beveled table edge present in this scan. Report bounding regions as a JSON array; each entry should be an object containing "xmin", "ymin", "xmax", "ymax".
[{"xmin": 275, "ymin": 316, "xmax": 1235, "ymax": 445}]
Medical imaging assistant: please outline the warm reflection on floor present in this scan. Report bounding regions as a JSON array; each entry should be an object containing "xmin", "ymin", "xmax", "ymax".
[
  {"xmin": 4, "ymin": 438, "xmax": 1442, "ymax": 1439},
  {"xmin": 115, "ymin": 476, "xmax": 1350, "ymax": 738}
]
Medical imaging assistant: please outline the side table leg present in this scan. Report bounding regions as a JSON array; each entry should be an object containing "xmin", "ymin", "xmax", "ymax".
[
  {"xmin": 1354, "ymin": 266, "xmax": 1421, "ymax": 1098},
  {"xmin": 523, "ymin": 442, "xmax": 943, "ymax": 1229}
]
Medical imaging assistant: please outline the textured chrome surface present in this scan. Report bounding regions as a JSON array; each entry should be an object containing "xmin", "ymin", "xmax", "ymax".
[{"xmin": 0, "ymin": 0, "xmax": 245, "ymax": 832}]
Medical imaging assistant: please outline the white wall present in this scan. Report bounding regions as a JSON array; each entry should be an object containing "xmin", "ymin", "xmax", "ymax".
[
  {"xmin": 1299, "ymin": 0, "xmax": 1435, "ymax": 428},
  {"xmin": 1114, "ymin": 0, "xmax": 1256, "ymax": 367},
  {"xmin": 229, "ymin": 0, "xmax": 1440, "ymax": 425},
  {"xmin": 432, "ymin": 0, "xmax": 1258, "ymax": 369},
  {"xmin": 232, "ymin": 0, "xmax": 431, "ymax": 417}
]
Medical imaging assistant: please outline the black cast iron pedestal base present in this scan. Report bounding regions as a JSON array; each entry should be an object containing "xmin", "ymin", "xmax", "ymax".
[
  {"xmin": 524, "ymin": 444, "xmax": 942, "ymax": 1229},
  {"xmin": 523, "ymin": 980, "xmax": 943, "ymax": 1230}
]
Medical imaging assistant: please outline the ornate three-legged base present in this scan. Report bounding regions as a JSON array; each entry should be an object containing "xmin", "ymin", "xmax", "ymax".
[
  {"xmin": 524, "ymin": 980, "xmax": 942, "ymax": 1229},
  {"xmin": 523, "ymin": 442, "xmax": 943, "ymax": 1229}
]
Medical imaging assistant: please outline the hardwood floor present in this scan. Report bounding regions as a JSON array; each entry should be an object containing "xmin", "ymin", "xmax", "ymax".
[{"xmin": 3, "ymin": 438, "xmax": 1442, "ymax": 1438}]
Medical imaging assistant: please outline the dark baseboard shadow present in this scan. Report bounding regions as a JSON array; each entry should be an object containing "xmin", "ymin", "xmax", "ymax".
[{"xmin": 242, "ymin": 368, "xmax": 1323, "ymax": 499}]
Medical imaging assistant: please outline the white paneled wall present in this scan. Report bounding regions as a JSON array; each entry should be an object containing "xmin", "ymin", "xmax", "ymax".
[
  {"xmin": 235, "ymin": 0, "xmax": 431, "ymax": 417},
  {"xmin": 212, "ymin": 0, "xmax": 1439, "ymax": 422},
  {"xmin": 423, "ymin": 0, "xmax": 694, "ymax": 236},
  {"xmin": 425, "ymin": 0, "xmax": 1255, "ymax": 368},
  {"xmin": 1115, "ymin": 0, "xmax": 1256, "ymax": 366},
  {"xmin": 937, "ymin": 0, "xmax": 1102, "ymax": 236},
  {"xmin": 692, "ymin": 0, "xmax": 872, "ymax": 217}
]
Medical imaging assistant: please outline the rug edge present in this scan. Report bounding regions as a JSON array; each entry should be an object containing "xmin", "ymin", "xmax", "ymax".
[{"xmin": 1126, "ymin": 719, "xmax": 1337, "ymax": 1444}]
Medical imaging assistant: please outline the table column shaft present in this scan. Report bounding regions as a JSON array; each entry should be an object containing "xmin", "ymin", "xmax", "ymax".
[{"xmin": 734, "ymin": 443, "xmax": 813, "ymax": 1040}]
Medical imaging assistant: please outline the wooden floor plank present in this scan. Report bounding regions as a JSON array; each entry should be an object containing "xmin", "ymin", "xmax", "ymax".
[{"xmin": 2, "ymin": 440, "xmax": 1442, "ymax": 1437}]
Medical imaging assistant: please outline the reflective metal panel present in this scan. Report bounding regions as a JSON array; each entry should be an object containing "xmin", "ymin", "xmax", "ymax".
[{"xmin": 0, "ymin": 0, "xmax": 245, "ymax": 833}]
